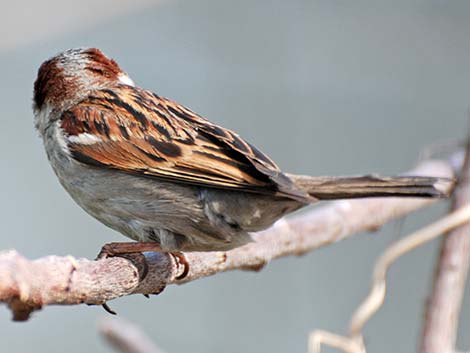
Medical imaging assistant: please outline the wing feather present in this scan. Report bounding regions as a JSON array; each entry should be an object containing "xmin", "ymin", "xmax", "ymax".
[{"xmin": 60, "ymin": 86, "xmax": 311, "ymax": 201}]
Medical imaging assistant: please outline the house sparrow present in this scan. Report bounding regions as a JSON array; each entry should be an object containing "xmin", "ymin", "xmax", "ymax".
[{"xmin": 33, "ymin": 48, "xmax": 448, "ymax": 259}]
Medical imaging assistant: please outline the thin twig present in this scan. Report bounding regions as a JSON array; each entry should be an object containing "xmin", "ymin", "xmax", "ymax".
[
  {"xmin": 350, "ymin": 205, "xmax": 470, "ymax": 338},
  {"xmin": 309, "ymin": 330, "xmax": 364, "ymax": 353},
  {"xmin": 98, "ymin": 316, "xmax": 167, "ymax": 353},
  {"xmin": 308, "ymin": 206, "xmax": 470, "ymax": 353},
  {"xmin": 420, "ymin": 141, "xmax": 470, "ymax": 353},
  {"xmin": 0, "ymin": 158, "xmax": 455, "ymax": 321}
]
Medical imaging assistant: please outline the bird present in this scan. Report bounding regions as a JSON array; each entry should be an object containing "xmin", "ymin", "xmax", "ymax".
[{"xmin": 33, "ymin": 48, "xmax": 449, "ymax": 266}]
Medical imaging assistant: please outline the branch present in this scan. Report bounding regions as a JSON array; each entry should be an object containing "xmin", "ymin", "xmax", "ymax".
[
  {"xmin": 98, "ymin": 316, "xmax": 167, "ymax": 353},
  {"xmin": 0, "ymin": 158, "xmax": 456, "ymax": 321},
  {"xmin": 420, "ymin": 146, "xmax": 470, "ymax": 353},
  {"xmin": 308, "ymin": 205, "xmax": 470, "ymax": 353}
]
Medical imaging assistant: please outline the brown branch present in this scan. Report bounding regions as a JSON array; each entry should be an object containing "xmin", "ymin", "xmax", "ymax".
[
  {"xmin": 420, "ymin": 146, "xmax": 470, "ymax": 353},
  {"xmin": 0, "ymin": 158, "xmax": 455, "ymax": 321}
]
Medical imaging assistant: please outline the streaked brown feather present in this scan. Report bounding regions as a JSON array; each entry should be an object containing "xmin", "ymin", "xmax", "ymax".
[{"xmin": 61, "ymin": 85, "xmax": 312, "ymax": 202}]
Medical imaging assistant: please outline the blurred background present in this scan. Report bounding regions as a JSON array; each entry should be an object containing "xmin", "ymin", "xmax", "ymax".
[{"xmin": 0, "ymin": 1, "xmax": 469, "ymax": 352}]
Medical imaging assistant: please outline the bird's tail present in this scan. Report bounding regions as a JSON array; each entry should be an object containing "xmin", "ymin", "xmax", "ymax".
[{"xmin": 286, "ymin": 174, "xmax": 453, "ymax": 200}]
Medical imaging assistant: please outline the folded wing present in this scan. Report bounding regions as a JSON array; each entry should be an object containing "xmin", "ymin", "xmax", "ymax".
[{"xmin": 60, "ymin": 86, "xmax": 311, "ymax": 202}]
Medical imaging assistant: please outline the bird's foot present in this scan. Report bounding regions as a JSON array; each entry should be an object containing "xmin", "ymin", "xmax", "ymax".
[{"xmin": 95, "ymin": 242, "xmax": 189, "ymax": 314}]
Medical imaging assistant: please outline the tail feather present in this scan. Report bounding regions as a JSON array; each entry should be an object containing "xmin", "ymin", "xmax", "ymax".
[{"xmin": 286, "ymin": 174, "xmax": 453, "ymax": 200}]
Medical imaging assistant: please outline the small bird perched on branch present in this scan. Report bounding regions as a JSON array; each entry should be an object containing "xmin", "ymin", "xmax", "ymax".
[{"xmin": 33, "ymin": 48, "xmax": 449, "ymax": 261}]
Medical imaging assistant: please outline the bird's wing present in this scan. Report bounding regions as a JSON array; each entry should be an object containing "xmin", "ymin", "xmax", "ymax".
[{"xmin": 60, "ymin": 85, "xmax": 310, "ymax": 202}]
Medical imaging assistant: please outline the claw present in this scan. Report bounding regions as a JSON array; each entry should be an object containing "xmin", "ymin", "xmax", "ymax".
[
  {"xmin": 172, "ymin": 252, "xmax": 189, "ymax": 280},
  {"xmin": 102, "ymin": 303, "xmax": 117, "ymax": 315}
]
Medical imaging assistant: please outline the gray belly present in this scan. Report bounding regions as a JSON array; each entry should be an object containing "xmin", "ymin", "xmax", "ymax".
[{"xmin": 44, "ymin": 128, "xmax": 303, "ymax": 251}]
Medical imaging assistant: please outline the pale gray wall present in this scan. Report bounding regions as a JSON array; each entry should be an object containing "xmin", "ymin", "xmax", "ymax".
[{"xmin": 0, "ymin": 1, "xmax": 469, "ymax": 352}]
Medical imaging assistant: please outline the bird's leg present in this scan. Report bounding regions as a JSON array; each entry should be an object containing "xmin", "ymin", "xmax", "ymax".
[
  {"xmin": 96, "ymin": 242, "xmax": 189, "ymax": 280},
  {"xmin": 97, "ymin": 241, "xmax": 164, "ymax": 259}
]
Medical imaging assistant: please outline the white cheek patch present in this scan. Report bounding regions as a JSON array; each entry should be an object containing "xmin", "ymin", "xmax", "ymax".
[
  {"xmin": 68, "ymin": 133, "xmax": 102, "ymax": 145},
  {"xmin": 118, "ymin": 73, "xmax": 135, "ymax": 86}
]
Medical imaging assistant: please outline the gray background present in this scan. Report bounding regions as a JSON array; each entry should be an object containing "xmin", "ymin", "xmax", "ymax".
[{"xmin": 0, "ymin": 1, "xmax": 469, "ymax": 352}]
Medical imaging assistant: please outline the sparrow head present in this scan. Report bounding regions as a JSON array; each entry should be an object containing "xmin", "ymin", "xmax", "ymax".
[{"xmin": 33, "ymin": 48, "xmax": 134, "ymax": 114}]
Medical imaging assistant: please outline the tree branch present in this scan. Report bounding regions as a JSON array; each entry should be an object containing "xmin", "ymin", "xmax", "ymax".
[
  {"xmin": 0, "ymin": 158, "xmax": 456, "ymax": 321},
  {"xmin": 308, "ymin": 205, "xmax": 470, "ymax": 353},
  {"xmin": 420, "ymin": 146, "xmax": 470, "ymax": 353},
  {"xmin": 98, "ymin": 316, "xmax": 168, "ymax": 353}
]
